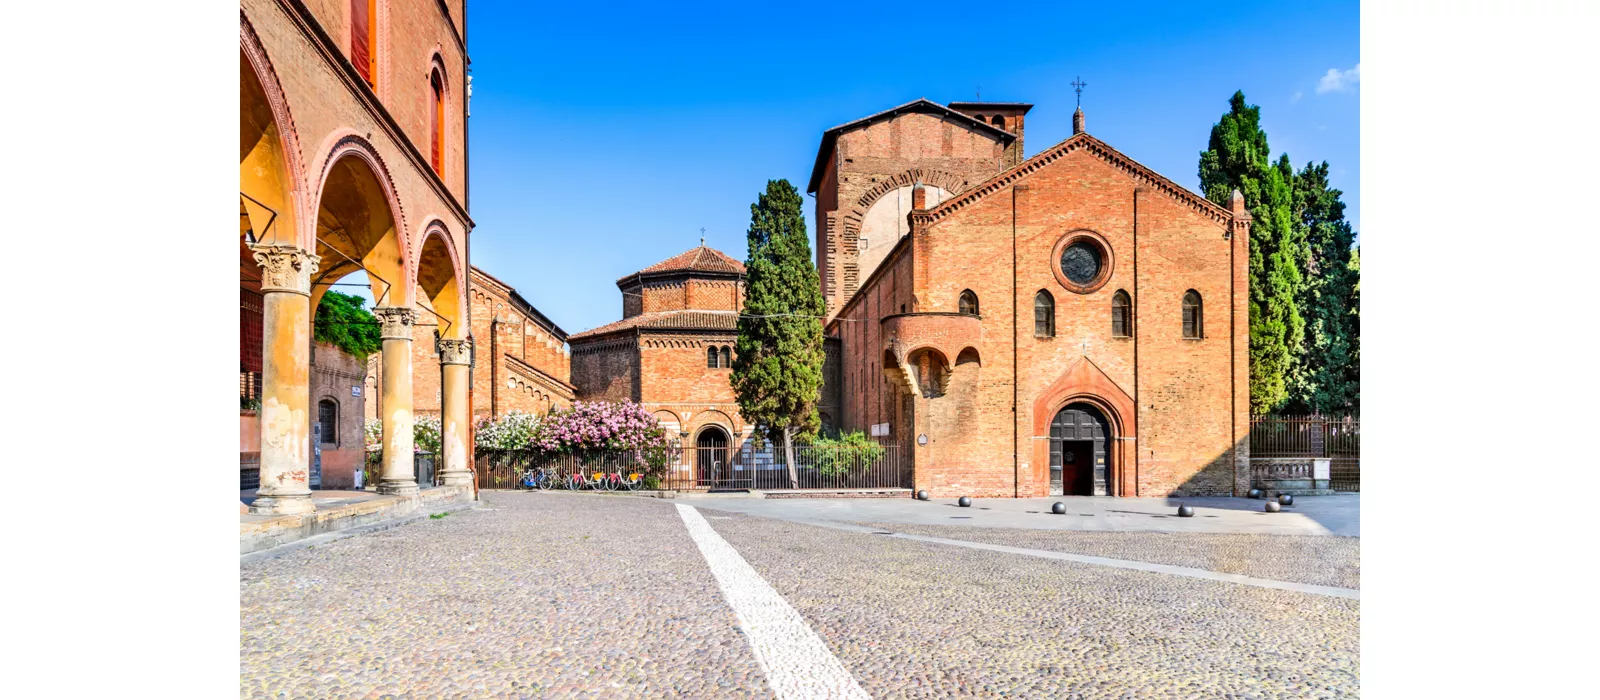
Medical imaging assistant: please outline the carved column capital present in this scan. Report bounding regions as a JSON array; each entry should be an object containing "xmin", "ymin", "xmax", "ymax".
[
  {"xmin": 438, "ymin": 338, "xmax": 473, "ymax": 366},
  {"xmin": 373, "ymin": 306, "xmax": 418, "ymax": 340},
  {"xmin": 251, "ymin": 245, "xmax": 320, "ymax": 295}
]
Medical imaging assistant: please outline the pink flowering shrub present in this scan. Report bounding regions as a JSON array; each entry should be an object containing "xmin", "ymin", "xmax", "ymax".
[{"xmin": 530, "ymin": 401, "xmax": 672, "ymax": 456}]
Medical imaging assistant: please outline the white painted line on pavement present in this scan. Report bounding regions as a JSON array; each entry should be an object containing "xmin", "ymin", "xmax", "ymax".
[{"xmin": 676, "ymin": 504, "xmax": 871, "ymax": 700}]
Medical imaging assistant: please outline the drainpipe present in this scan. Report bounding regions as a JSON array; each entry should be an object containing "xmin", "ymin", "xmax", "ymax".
[
  {"xmin": 1133, "ymin": 189, "xmax": 1141, "ymax": 497},
  {"xmin": 1011, "ymin": 185, "xmax": 1020, "ymax": 498},
  {"xmin": 489, "ymin": 316, "xmax": 499, "ymax": 416}
]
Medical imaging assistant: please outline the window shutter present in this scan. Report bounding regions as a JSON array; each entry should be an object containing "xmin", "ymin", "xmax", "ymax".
[
  {"xmin": 350, "ymin": 0, "xmax": 371, "ymax": 83},
  {"xmin": 430, "ymin": 73, "xmax": 443, "ymax": 174}
]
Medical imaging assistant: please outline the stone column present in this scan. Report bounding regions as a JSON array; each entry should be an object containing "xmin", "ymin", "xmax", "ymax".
[
  {"xmin": 249, "ymin": 245, "xmax": 320, "ymax": 515},
  {"xmin": 374, "ymin": 306, "xmax": 419, "ymax": 496},
  {"xmin": 437, "ymin": 338, "xmax": 474, "ymax": 486}
]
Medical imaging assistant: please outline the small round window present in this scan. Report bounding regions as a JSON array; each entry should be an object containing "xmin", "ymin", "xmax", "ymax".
[
  {"xmin": 1050, "ymin": 231, "xmax": 1113, "ymax": 294},
  {"xmin": 1060, "ymin": 243, "xmax": 1101, "ymax": 285}
]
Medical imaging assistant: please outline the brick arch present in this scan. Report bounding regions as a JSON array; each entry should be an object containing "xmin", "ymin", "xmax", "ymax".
[
  {"xmin": 240, "ymin": 10, "xmax": 309, "ymax": 248},
  {"xmin": 1030, "ymin": 357, "xmax": 1138, "ymax": 497},
  {"xmin": 839, "ymin": 168, "xmax": 969, "ymax": 297},
  {"xmin": 410, "ymin": 217, "xmax": 466, "ymax": 331},
  {"xmin": 310, "ymin": 131, "xmax": 411, "ymax": 300}
]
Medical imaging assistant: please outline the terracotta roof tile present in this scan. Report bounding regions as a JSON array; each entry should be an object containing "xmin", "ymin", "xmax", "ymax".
[
  {"xmin": 628, "ymin": 245, "xmax": 745, "ymax": 280},
  {"xmin": 568, "ymin": 310, "xmax": 738, "ymax": 341}
]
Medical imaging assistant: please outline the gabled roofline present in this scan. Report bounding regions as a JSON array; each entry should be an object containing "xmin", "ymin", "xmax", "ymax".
[
  {"xmin": 470, "ymin": 265, "xmax": 570, "ymax": 340},
  {"xmin": 946, "ymin": 101, "xmax": 1035, "ymax": 114},
  {"xmin": 923, "ymin": 132, "xmax": 1234, "ymax": 226},
  {"xmin": 806, "ymin": 98, "xmax": 1016, "ymax": 194}
]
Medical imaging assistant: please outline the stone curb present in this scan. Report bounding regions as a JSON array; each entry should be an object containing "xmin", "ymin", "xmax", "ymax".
[{"xmin": 239, "ymin": 499, "xmax": 482, "ymax": 565}]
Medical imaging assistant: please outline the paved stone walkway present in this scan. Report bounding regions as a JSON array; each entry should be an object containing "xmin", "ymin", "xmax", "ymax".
[
  {"xmin": 241, "ymin": 492, "xmax": 1359, "ymax": 698},
  {"xmin": 240, "ymin": 493, "xmax": 770, "ymax": 698}
]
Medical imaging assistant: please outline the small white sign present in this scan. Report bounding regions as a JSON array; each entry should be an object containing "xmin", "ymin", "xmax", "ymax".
[{"xmin": 351, "ymin": 385, "xmax": 362, "ymax": 397}]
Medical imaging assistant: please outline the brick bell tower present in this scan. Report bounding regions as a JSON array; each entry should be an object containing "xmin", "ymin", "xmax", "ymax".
[
  {"xmin": 807, "ymin": 99, "xmax": 1031, "ymax": 317},
  {"xmin": 946, "ymin": 102, "xmax": 1032, "ymax": 168}
]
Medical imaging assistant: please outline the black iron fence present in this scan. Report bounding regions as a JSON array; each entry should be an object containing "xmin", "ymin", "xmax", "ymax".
[
  {"xmin": 1250, "ymin": 416, "xmax": 1360, "ymax": 492},
  {"xmin": 474, "ymin": 440, "xmax": 907, "ymax": 492}
]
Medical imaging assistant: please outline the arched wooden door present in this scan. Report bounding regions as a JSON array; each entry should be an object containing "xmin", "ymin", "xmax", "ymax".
[
  {"xmin": 1049, "ymin": 404, "xmax": 1110, "ymax": 496},
  {"xmin": 695, "ymin": 427, "xmax": 729, "ymax": 487}
]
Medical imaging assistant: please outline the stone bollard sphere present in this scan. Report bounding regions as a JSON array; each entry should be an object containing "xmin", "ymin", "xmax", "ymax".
[
  {"xmin": 958, "ymin": 496, "xmax": 972, "ymax": 507},
  {"xmin": 1265, "ymin": 501, "xmax": 1281, "ymax": 513},
  {"xmin": 1248, "ymin": 488, "xmax": 1262, "ymax": 499},
  {"xmin": 1051, "ymin": 502, "xmax": 1067, "ymax": 515},
  {"xmin": 1278, "ymin": 494, "xmax": 1294, "ymax": 506},
  {"xmin": 916, "ymin": 490, "xmax": 930, "ymax": 501},
  {"xmin": 1177, "ymin": 505, "xmax": 1195, "ymax": 518}
]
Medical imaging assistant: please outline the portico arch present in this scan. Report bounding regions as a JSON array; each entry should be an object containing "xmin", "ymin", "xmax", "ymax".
[{"xmin": 309, "ymin": 135, "xmax": 409, "ymax": 309}]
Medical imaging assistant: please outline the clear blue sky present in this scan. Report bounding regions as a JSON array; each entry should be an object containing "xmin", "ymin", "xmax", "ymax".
[{"xmin": 463, "ymin": 0, "xmax": 1359, "ymax": 337}]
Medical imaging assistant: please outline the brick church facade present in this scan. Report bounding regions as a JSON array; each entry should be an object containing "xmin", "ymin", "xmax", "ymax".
[
  {"xmin": 568, "ymin": 245, "xmax": 753, "ymax": 451},
  {"xmin": 812, "ymin": 99, "xmax": 1252, "ymax": 498}
]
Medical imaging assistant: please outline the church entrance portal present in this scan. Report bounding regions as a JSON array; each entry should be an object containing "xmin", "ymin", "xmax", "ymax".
[{"xmin": 1049, "ymin": 403, "xmax": 1110, "ymax": 496}]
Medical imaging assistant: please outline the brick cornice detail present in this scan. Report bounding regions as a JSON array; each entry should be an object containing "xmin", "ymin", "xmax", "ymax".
[
  {"xmin": 569, "ymin": 335, "xmax": 636, "ymax": 356},
  {"xmin": 926, "ymin": 134, "xmax": 1232, "ymax": 228}
]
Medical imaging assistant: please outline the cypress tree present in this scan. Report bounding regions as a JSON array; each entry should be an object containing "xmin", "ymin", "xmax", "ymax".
[
  {"xmin": 1198, "ymin": 91, "xmax": 1305, "ymax": 414},
  {"xmin": 730, "ymin": 179, "xmax": 827, "ymax": 486},
  {"xmin": 1286, "ymin": 161, "xmax": 1361, "ymax": 415}
]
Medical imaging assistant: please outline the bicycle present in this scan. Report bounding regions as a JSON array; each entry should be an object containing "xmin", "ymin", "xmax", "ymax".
[{"xmin": 518, "ymin": 466, "xmax": 559, "ymax": 491}]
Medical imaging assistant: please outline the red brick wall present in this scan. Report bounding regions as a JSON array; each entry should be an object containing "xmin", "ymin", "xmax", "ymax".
[
  {"xmin": 309, "ymin": 341, "xmax": 366, "ymax": 488},
  {"xmin": 301, "ymin": 0, "xmax": 468, "ymax": 197},
  {"xmin": 570, "ymin": 337, "xmax": 639, "ymax": 403},
  {"xmin": 639, "ymin": 334, "xmax": 737, "ymax": 405},
  {"xmin": 373, "ymin": 271, "xmax": 576, "ymax": 421},
  {"xmin": 828, "ymin": 141, "xmax": 1248, "ymax": 498}
]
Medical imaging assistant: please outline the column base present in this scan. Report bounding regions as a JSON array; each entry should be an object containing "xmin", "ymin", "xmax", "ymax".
[
  {"xmin": 249, "ymin": 491, "xmax": 316, "ymax": 515},
  {"xmin": 437, "ymin": 470, "xmax": 474, "ymax": 487},
  {"xmin": 377, "ymin": 479, "xmax": 421, "ymax": 497}
]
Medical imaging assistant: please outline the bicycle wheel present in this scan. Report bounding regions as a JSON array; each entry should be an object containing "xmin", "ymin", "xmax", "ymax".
[
  {"xmin": 622, "ymin": 475, "xmax": 641, "ymax": 492},
  {"xmin": 565, "ymin": 474, "xmax": 582, "ymax": 491},
  {"xmin": 535, "ymin": 471, "xmax": 553, "ymax": 491}
]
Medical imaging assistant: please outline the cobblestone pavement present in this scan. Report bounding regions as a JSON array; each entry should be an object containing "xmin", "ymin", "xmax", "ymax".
[
  {"xmin": 851, "ymin": 522, "xmax": 1361, "ymax": 589},
  {"xmin": 242, "ymin": 493, "xmax": 1359, "ymax": 698},
  {"xmin": 240, "ymin": 492, "xmax": 770, "ymax": 699},
  {"xmin": 709, "ymin": 511, "xmax": 1359, "ymax": 699}
]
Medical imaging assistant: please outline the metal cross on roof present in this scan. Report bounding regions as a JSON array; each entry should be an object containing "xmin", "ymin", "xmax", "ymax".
[
  {"xmin": 700, "ymin": 227, "xmax": 706, "ymax": 246},
  {"xmin": 1072, "ymin": 77, "xmax": 1087, "ymax": 107}
]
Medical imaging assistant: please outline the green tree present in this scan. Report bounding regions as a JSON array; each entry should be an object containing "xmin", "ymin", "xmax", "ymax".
[
  {"xmin": 730, "ymin": 179, "xmax": 827, "ymax": 487},
  {"xmin": 1198, "ymin": 91, "xmax": 1305, "ymax": 413},
  {"xmin": 313, "ymin": 290, "xmax": 382, "ymax": 360},
  {"xmin": 1285, "ymin": 161, "xmax": 1361, "ymax": 415}
]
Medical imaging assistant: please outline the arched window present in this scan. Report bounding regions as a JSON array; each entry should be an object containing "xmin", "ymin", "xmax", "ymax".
[
  {"xmin": 1112, "ymin": 290, "xmax": 1132, "ymax": 337},
  {"xmin": 992, "ymin": 114, "xmax": 1005, "ymax": 129},
  {"xmin": 350, "ymin": 0, "xmax": 377, "ymax": 86},
  {"xmin": 429, "ymin": 68, "xmax": 445, "ymax": 176},
  {"xmin": 707, "ymin": 346, "xmax": 719, "ymax": 368},
  {"xmin": 1182, "ymin": 290, "xmax": 1203, "ymax": 339},
  {"xmin": 720, "ymin": 346, "xmax": 732, "ymax": 368},
  {"xmin": 317, "ymin": 399, "xmax": 338, "ymax": 445},
  {"xmin": 1034, "ymin": 290, "xmax": 1055, "ymax": 337},
  {"xmin": 958, "ymin": 290, "xmax": 979, "ymax": 316}
]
